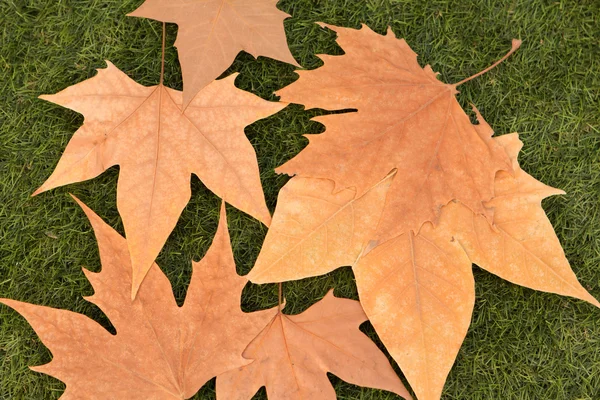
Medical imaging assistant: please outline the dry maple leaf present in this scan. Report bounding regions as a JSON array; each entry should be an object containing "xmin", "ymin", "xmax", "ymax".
[
  {"xmin": 0, "ymin": 198, "xmax": 278, "ymax": 399},
  {"xmin": 276, "ymin": 24, "xmax": 520, "ymax": 243},
  {"xmin": 216, "ymin": 290, "xmax": 412, "ymax": 400},
  {"xmin": 353, "ymin": 133, "xmax": 600, "ymax": 399},
  {"xmin": 129, "ymin": 0, "xmax": 300, "ymax": 108},
  {"xmin": 250, "ymin": 132, "xmax": 600, "ymax": 400},
  {"xmin": 34, "ymin": 61, "xmax": 284, "ymax": 298}
]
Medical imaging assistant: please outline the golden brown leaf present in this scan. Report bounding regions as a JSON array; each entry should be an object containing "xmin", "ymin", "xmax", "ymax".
[
  {"xmin": 216, "ymin": 290, "xmax": 412, "ymax": 400},
  {"xmin": 355, "ymin": 135, "xmax": 599, "ymax": 400},
  {"xmin": 276, "ymin": 24, "xmax": 514, "ymax": 242},
  {"xmin": 250, "ymin": 133, "xmax": 598, "ymax": 399},
  {"xmin": 0, "ymin": 199, "xmax": 277, "ymax": 399},
  {"xmin": 34, "ymin": 62, "xmax": 284, "ymax": 297},
  {"xmin": 129, "ymin": 0, "xmax": 299, "ymax": 108},
  {"xmin": 248, "ymin": 171, "xmax": 395, "ymax": 283}
]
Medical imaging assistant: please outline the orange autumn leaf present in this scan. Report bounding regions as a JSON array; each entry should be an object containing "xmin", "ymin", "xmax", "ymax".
[
  {"xmin": 276, "ymin": 24, "xmax": 517, "ymax": 243},
  {"xmin": 354, "ymin": 133, "xmax": 599, "ymax": 400},
  {"xmin": 250, "ymin": 133, "xmax": 599, "ymax": 400},
  {"xmin": 129, "ymin": 0, "xmax": 300, "ymax": 108},
  {"xmin": 216, "ymin": 290, "xmax": 412, "ymax": 400},
  {"xmin": 0, "ymin": 199, "xmax": 278, "ymax": 399},
  {"xmin": 34, "ymin": 61, "xmax": 284, "ymax": 298}
]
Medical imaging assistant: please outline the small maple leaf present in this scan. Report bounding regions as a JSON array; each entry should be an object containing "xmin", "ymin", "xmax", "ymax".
[
  {"xmin": 129, "ymin": 0, "xmax": 300, "ymax": 108},
  {"xmin": 0, "ymin": 198, "xmax": 277, "ymax": 399},
  {"xmin": 216, "ymin": 290, "xmax": 412, "ymax": 400},
  {"xmin": 34, "ymin": 61, "xmax": 284, "ymax": 298},
  {"xmin": 249, "ymin": 133, "xmax": 600, "ymax": 400},
  {"xmin": 276, "ymin": 24, "xmax": 519, "ymax": 243}
]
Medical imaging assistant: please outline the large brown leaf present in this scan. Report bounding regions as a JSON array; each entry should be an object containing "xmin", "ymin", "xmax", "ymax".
[
  {"xmin": 355, "ymin": 134, "xmax": 599, "ymax": 400},
  {"xmin": 0, "ymin": 199, "xmax": 277, "ymax": 399},
  {"xmin": 276, "ymin": 24, "xmax": 516, "ymax": 242},
  {"xmin": 216, "ymin": 290, "xmax": 412, "ymax": 400},
  {"xmin": 129, "ymin": 0, "xmax": 300, "ymax": 108},
  {"xmin": 250, "ymin": 134, "xmax": 599, "ymax": 399},
  {"xmin": 34, "ymin": 61, "xmax": 284, "ymax": 297}
]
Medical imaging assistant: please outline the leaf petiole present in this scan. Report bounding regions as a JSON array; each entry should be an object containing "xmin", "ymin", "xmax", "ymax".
[{"xmin": 453, "ymin": 39, "xmax": 522, "ymax": 87}]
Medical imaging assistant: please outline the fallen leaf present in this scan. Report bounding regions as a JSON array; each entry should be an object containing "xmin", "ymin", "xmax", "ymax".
[
  {"xmin": 354, "ymin": 133, "xmax": 599, "ymax": 400},
  {"xmin": 216, "ymin": 290, "xmax": 412, "ymax": 400},
  {"xmin": 129, "ymin": 0, "xmax": 300, "ymax": 108},
  {"xmin": 248, "ymin": 171, "xmax": 395, "ymax": 283},
  {"xmin": 276, "ymin": 24, "xmax": 516, "ymax": 243},
  {"xmin": 0, "ymin": 198, "xmax": 277, "ymax": 399},
  {"xmin": 250, "ymin": 133, "xmax": 599, "ymax": 400},
  {"xmin": 34, "ymin": 61, "xmax": 284, "ymax": 297}
]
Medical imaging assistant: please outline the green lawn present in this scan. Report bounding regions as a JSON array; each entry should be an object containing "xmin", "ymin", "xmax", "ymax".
[{"xmin": 1, "ymin": 0, "xmax": 599, "ymax": 399}]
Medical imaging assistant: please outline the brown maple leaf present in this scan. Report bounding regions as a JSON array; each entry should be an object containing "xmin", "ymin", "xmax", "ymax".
[
  {"xmin": 216, "ymin": 290, "xmax": 412, "ymax": 400},
  {"xmin": 0, "ymin": 198, "xmax": 277, "ymax": 399},
  {"xmin": 276, "ymin": 24, "xmax": 519, "ymax": 243},
  {"xmin": 249, "ymin": 133, "xmax": 599, "ymax": 400},
  {"xmin": 129, "ymin": 0, "xmax": 300, "ymax": 108},
  {"xmin": 33, "ymin": 61, "xmax": 284, "ymax": 297}
]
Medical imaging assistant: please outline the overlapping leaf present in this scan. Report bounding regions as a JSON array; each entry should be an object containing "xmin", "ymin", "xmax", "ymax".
[
  {"xmin": 216, "ymin": 290, "xmax": 412, "ymax": 400},
  {"xmin": 14, "ymin": 6, "xmax": 597, "ymax": 400},
  {"xmin": 2, "ymin": 198, "xmax": 414, "ymax": 400},
  {"xmin": 34, "ymin": 62, "xmax": 284, "ymax": 297},
  {"xmin": 0, "ymin": 199, "xmax": 278, "ymax": 399},
  {"xmin": 276, "ymin": 24, "xmax": 516, "ymax": 243},
  {"xmin": 250, "ymin": 132, "xmax": 599, "ymax": 400},
  {"xmin": 129, "ymin": 0, "xmax": 299, "ymax": 108}
]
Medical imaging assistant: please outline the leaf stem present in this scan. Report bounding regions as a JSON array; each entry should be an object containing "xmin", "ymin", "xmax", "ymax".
[
  {"xmin": 453, "ymin": 39, "xmax": 522, "ymax": 87},
  {"xmin": 160, "ymin": 22, "xmax": 166, "ymax": 85},
  {"xmin": 278, "ymin": 283, "xmax": 283, "ymax": 313}
]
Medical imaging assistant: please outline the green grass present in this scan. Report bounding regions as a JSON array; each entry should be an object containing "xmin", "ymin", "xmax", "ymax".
[{"xmin": 1, "ymin": 0, "xmax": 599, "ymax": 399}]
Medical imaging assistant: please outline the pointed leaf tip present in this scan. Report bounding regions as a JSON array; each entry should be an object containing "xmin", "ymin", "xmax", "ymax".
[
  {"xmin": 69, "ymin": 194, "xmax": 98, "ymax": 224},
  {"xmin": 130, "ymin": 274, "xmax": 146, "ymax": 301},
  {"xmin": 217, "ymin": 200, "xmax": 228, "ymax": 235},
  {"xmin": 69, "ymin": 192, "xmax": 83, "ymax": 205}
]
